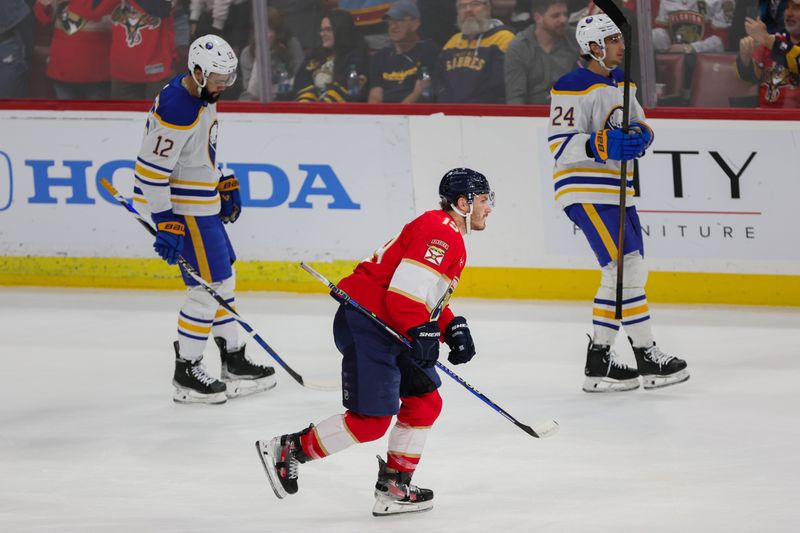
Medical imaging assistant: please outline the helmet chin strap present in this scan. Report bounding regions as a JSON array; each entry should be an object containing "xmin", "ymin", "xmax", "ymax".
[
  {"xmin": 591, "ymin": 48, "xmax": 614, "ymax": 72},
  {"xmin": 450, "ymin": 202, "xmax": 474, "ymax": 234}
]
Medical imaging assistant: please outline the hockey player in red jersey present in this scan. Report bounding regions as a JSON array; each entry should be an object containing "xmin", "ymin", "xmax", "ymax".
[{"xmin": 256, "ymin": 168, "xmax": 494, "ymax": 516}]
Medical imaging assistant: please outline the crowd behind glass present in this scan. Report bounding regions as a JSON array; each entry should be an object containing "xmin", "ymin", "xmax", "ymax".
[{"xmin": 1, "ymin": 0, "xmax": 798, "ymax": 108}]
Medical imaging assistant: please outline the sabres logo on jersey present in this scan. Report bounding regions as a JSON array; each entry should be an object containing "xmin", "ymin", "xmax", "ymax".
[
  {"xmin": 208, "ymin": 120, "xmax": 219, "ymax": 166},
  {"xmin": 604, "ymin": 105, "xmax": 624, "ymax": 130},
  {"xmin": 111, "ymin": 1, "xmax": 161, "ymax": 48}
]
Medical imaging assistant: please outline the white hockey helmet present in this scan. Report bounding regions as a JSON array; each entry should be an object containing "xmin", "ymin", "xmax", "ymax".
[
  {"xmin": 187, "ymin": 34, "xmax": 238, "ymax": 87},
  {"xmin": 575, "ymin": 14, "xmax": 621, "ymax": 55}
]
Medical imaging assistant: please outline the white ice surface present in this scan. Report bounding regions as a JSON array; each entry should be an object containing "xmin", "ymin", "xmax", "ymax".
[{"xmin": 1, "ymin": 288, "xmax": 798, "ymax": 532}]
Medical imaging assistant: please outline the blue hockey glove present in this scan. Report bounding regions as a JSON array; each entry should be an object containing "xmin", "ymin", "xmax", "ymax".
[
  {"xmin": 151, "ymin": 210, "xmax": 185, "ymax": 265},
  {"xmin": 218, "ymin": 173, "xmax": 241, "ymax": 223},
  {"xmin": 407, "ymin": 321, "xmax": 441, "ymax": 369},
  {"xmin": 629, "ymin": 121, "xmax": 654, "ymax": 157},
  {"xmin": 444, "ymin": 316, "xmax": 475, "ymax": 365},
  {"xmin": 588, "ymin": 129, "xmax": 645, "ymax": 162}
]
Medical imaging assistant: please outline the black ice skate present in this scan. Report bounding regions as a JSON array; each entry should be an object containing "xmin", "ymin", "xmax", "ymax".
[
  {"xmin": 632, "ymin": 340, "xmax": 690, "ymax": 390},
  {"xmin": 255, "ymin": 426, "xmax": 312, "ymax": 499},
  {"xmin": 583, "ymin": 335, "xmax": 640, "ymax": 393},
  {"xmin": 172, "ymin": 341, "xmax": 227, "ymax": 404},
  {"xmin": 215, "ymin": 337, "xmax": 276, "ymax": 398},
  {"xmin": 372, "ymin": 456, "xmax": 434, "ymax": 517}
]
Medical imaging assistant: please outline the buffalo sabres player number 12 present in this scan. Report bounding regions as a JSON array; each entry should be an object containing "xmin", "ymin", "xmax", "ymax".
[
  {"xmin": 134, "ymin": 35, "xmax": 276, "ymax": 404},
  {"xmin": 547, "ymin": 15, "xmax": 690, "ymax": 392}
]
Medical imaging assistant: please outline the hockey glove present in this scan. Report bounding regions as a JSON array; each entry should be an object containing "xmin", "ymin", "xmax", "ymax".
[
  {"xmin": 407, "ymin": 321, "xmax": 441, "ymax": 369},
  {"xmin": 151, "ymin": 210, "xmax": 185, "ymax": 265},
  {"xmin": 444, "ymin": 316, "xmax": 475, "ymax": 365},
  {"xmin": 218, "ymin": 173, "xmax": 241, "ymax": 223},
  {"xmin": 629, "ymin": 121, "xmax": 654, "ymax": 157},
  {"xmin": 587, "ymin": 129, "xmax": 646, "ymax": 162}
]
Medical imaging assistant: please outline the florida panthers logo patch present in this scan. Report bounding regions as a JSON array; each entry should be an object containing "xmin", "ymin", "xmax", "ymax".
[
  {"xmin": 111, "ymin": 2, "xmax": 161, "ymax": 48},
  {"xmin": 55, "ymin": 5, "xmax": 87, "ymax": 35},
  {"xmin": 424, "ymin": 244, "xmax": 446, "ymax": 266}
]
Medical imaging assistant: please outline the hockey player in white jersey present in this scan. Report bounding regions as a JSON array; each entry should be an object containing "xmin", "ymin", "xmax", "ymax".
[
  {"xmin": 133, "ymin": 34, "xmax": 276, "ymax": 404},
  {"xmin": 547, "ymin": 15, "xmax": 690, "ymax": 392}
]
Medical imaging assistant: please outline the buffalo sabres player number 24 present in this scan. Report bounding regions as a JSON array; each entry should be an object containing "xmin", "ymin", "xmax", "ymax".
[{"xmin": 548, "ymin": 15, "xmax": 690, "ymax": 393}]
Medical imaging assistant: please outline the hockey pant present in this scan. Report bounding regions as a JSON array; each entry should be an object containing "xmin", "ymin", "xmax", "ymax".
[{"xmin": 299, "ymin": 390, "xmax": 443, "ymax": 474}]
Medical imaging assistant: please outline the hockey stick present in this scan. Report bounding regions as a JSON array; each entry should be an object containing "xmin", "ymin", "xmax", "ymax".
[
  {"xmin": 300, "ymin": 262, "xmax": 559, "ymax": 439},
  {"xmin": 594, "ymin": 0, "xmax": 632, "ymax": 320},
  {"xmin": 99, "ymin": 178, "xmax": 337, "ymax": 392}
]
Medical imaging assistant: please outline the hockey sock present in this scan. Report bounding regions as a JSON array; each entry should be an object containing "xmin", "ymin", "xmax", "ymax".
[
  {"xmin": 387, "ymin": 391, "xmax": 442, "ymax": 473},
  {"xmin": 592, "ymin": 253, "xmax": 653, "ymax": 348},
  {"xmin": 177, "ymin": 284, "xmax": 218, "ymax": 361},
  {"xmin": 210, "ymin": 274, "xmax": 242, "ymax": 351},
  {"xmin": 300, "ymin": 412, "xmax": 392, "ymax": 460}
]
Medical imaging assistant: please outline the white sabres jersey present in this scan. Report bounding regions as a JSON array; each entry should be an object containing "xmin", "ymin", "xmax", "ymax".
[
  {"xmin": 133, "ymin": 75, "xmax": 222, "ymax": 217},
  {"xmin": 547, "ymin": 67, "xmax": 648, "ymax": 208}
]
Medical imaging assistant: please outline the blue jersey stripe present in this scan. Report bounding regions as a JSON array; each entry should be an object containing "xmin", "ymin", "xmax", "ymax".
[
  {"xmin": 179, "ymin": 311, "xmax": 214, "ymax": 324},
  {"xmin": 170, "ymin": 187, "xmax": 218, "ymax": 197},
  {"xmin": 137, "ymin": 156, "xmax": 172, "ymax": 174},
  {"xmin": 136, "ymin": 175, "xmax": 170, "ymax": 188}
]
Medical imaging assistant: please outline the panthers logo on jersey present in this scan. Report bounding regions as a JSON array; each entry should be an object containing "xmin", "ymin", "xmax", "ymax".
[
  {"xmin": 55, "ymin": 4, "xmax": 87, "ymax": 36},
  {"xmin": 208, "ymin": 120, "xmax": 219, "ymax": 166},
  {"xmin": 111, "ymin": 1, "xmax": 161, "ymax": 48}
]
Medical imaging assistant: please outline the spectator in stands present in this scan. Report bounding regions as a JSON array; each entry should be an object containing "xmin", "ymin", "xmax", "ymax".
[
  {"xmin": 368, "ymin": 0, "xmax": 440, "ymax": 103},
  {"xmin": 737, "ymin": 0, "xmax": 800, "ymax": 107},
  {"xmin": 34, "ymin": 0, "xmax": 112, "ymax": 100},
  {"xmin": 0, "ymin": 0, "xmax": 33, "ymax": 98},
  {"xmin": 100, "ymin": 0, "xmax": 176, "ymax": 100},
  {"xmin": 239, "ymin": 6, "xmax": 304, "ymax": 101},
  {"xmin": 435, "ymin": 0, "xmax": 515, "ymax": 103},
  {"xmin": 332, "ymin": 0, "xmax": 399, "ymax": 52},
  {"xmin": 418, "ymin": 0, "xmax": 458, "ymax": 47},
  {"xmin": 293, "ymin": 9, "xmax": 368, "ymax": 102},
  {"xmin": 759, "ymin": 0, "xmax": 787, "ymax": 34},
  {"xmin": 272, "ymin": 0, "xmax": 325, "ymax": 51},
  {"xmin": 504, "ymin": 0, "xmax": 578, "ymax": 104},
  {"xmin": 652, "ymin": 0, "xmax": 732, "ymax": 55},
  {"xmin": 189, "ymin": 0, "xmax": 251, "ymax": 53}
]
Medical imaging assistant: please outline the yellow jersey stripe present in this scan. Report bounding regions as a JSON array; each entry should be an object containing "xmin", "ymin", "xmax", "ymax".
[
  {"xmin": 554, "ymin": 167, "xmax": 634, "ymax": 179},
  {"xmin": 178, "ymin": 318, "xmax": 212, "ymax": 334},
  {"xmin": 583, "ymin": 203, "xmax": 618, "ymax": 258},
  {"xmin": 185, "ymin": 216, "xmax": 212, "ymax": 282},
  {"xmin": 135, "ymin": 163, "xmax": 170, "ymax": 181},
  {"xmin": 153, "ymin": 106, "xmax": 204, "ymax": 130}
]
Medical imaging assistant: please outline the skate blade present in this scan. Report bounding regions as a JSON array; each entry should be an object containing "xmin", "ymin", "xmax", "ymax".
[
  {"xmin": 255, "ymin": 439, "xmax": 287, "ymax": 499},
  {"xmin": 642, "ymin": 369, "xmax": 690, "ymax": 390},
  {"xmin": 172, "ymin": 385, "xmax": 227, "ymax": 405},
  {"xmin": 224, "ymin": 376, "xmax": 277, "ymax": 398},
  {"xmin": 582, "ymin": 376, "xmax": 640, "ymax": 393},
  {"xmin": 372, "ymin": 496, "xmax": 434, "ymax": 517}
]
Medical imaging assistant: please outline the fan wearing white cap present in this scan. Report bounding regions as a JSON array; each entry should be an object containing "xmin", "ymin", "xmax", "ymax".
[
  {"xmin": 132, "ymin": 34, "xmax": 277, "ymax": 405},
  {"xmin": 545, "ymin": 16, "xmax": 690, "ymax": 393}
]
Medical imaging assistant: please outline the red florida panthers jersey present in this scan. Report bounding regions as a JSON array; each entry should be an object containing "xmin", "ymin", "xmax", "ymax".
[{"xmin": 338, "ymin": 210, "xmax": 467, "ymax": 337}]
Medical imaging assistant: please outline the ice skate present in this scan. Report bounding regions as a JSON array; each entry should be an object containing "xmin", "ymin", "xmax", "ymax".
[
  {"xmin": 216, "ymin": 337, "xmax": 276, "ymax": 398},
  {"xmin": 632, "ymin": 341, "xmax": 690, "ymax": 390},
  {"xmin": 582, "ymin": 335, "xmax": 640, "ymax": 393},
  {"xmin": 255, "ymin": 426, "xmax": 311, "ymax": 499},
  {"xmin": 172, "ymin": 342, "xmax": 227, "ymax": 404},
  {"xmin": 372, "ymin": 456, "xmax": 434, "ymax": 517}
]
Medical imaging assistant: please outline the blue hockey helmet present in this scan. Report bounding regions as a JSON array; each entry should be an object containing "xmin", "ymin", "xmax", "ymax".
[{"xmin": 439, "ymin": 168, "xmax": 494, "ymax": 206}]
